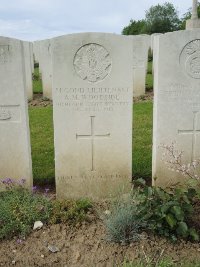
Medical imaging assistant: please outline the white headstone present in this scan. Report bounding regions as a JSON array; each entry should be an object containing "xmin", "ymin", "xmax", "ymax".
[
  {"xmin": 29, "ymin": 42, "xmax": 34, "ymax": 74},
  {"xmin": 151, "ymin": 33, "xmax": 163, "ymax": 54},
  {"xmin": 153, "ymin": 30, "xmax": 200, "ymax": 187},
  {"xmin": 132, "ymin": 35, "xmax": 150, "ymax": 97},
  {"xmin": 0, "ymin": 37, "xmax": 32, "ymax": 188},
  {"xmin": 151, "ymin": 33, "xmax": 163, "ymax": 75},
  {"xmin": 33, "ymin": 41, "xmax": 40, "ymax": 63},
  {"xmin": 23, "ymin": 41, "xmax": 33, "ymax": 100},
  {"xmin": 52, "ymin": 33, "xmax": 133, "ymax": 200},
  {"xmin": 39, "ymin": 39, "xmax": 52, "ymax": 99}
]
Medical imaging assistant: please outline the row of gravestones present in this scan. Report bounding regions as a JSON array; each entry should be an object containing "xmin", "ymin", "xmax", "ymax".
[
  {"xmin": 19, "ymin": 33, "xmax": 162, "ymax": 101},
  {"xmin": 33, "ymin": 34, "xmax": 160, "ymax": 100},
  {"xmin": 0, "ymin": 30, "xmax": 200, "ymax": 200}
]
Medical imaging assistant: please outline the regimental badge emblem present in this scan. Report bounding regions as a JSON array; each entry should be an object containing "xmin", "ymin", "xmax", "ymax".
[
  {"xmin": 73, "ymin": 43, "xmax": 112, "ymax": 83},
  {"xmin": 180, "ymin": 39, "xmax": 200, "ymax": 79}
]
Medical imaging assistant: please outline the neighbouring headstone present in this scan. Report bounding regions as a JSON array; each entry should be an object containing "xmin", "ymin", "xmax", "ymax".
[
  {"xmin": 186, "ymin": 0, "xmax": 200, "ymax": 29},
  {"xmin": 152, "ymin": 30, "xmax": 200, "ymax": 187},
  {"xmin": 0, "ymin": 37, "xmax": 32, "ymax": 188},
  {"xmin": 23, "ymin": 41, "xmax": 33, "ymax": 100},
  {"xmin": 39, "ymin": 39, "xmax": 52, "ymax": 99},
  {"xmin": 33, "ymin": 40, "xmax": 40, "ymax": 63},
  {"xmin": 151, "ymin": 33, "xmax": 163, "ymax": 75},
  {"xmin": 132, "ymin": 35, "xmax": 150, "ymax": 97},
  {"xmin": 52, "ymin": 33, "xmax": 133, "ymax": 199},
  {"xmin": 151, "ymin": 33, "xmax": 163, "ymax": 54},
  {"xmin": 29, "ymin": 42, "xmax": 34, "ymax": 74}
]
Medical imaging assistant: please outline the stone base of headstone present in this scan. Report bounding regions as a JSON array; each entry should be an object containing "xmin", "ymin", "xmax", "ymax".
[{"xmin": 186, "ymin": 19, "xmax": 200, "ymax": 29}]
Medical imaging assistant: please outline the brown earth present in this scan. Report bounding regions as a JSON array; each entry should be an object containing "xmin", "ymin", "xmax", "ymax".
[
  {"xmin": 1, "ymin": 202, "xmax": 200, "ymax": 267},
  {"xmin": 29, "ymin": 93, "xmax": 52, "ymax": 107},
  {"xmin": 133, "ymin": 91, "xmax": 154, "ymax": 103}
]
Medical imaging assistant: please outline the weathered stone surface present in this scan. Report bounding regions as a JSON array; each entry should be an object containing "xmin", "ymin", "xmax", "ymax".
[
  {"xmin": 151, "ymin": 33, "xmax": 163, "ymax": 75},
  {"xmin": 152, "ymin": 30, "xmax": 200, "ymax": 187},
  {"xmin": 29, "ymin": 42, "xmax": 34, "ymax": 74},
  {"xmin": 0, "ymin": 37, "xmax": 32, "ymax": 188},
  {"xmin": 186, "ymin": 0, "xmax": 200, "ymax": 29},
  {"xmin": 52, "ymin": 33, "xmax": 133, "ymax": 200},
  {"xmin": 186, "ymin": 19, "xmax": 200, "ymax": 29},
  {"xmin": 151, "ymin": 33, "xmax": 163, "ymax": 53},
  {"xmin": 33, "ymin": 40, "xmax": 40, "ymax": 63},
  {"xmin": 132, "ymin": 35, "xmax": 150, "ymax": 97},
  {"xmin": 23, "ymin": 41, "xmax": 33, "ymax": 100},
  {"xmin": 33, "ymin": 39, "xmax": 52, "ymax": 99},
  {"xmin": 39, "ymin": 39, "xmax": 52, "ymax": 99}
]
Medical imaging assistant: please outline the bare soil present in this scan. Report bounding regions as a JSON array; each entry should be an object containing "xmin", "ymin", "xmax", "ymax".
[
  {"xmin": 29, "ymin": 93, "xmax": 52, "ymax": 107},
  {"xmin": 133, "ymin": 91, "xmax": 154, "ymax": 103},
  {"xmin": 1, "ymin": 203, "xmax": 200, "ymax": 267}
]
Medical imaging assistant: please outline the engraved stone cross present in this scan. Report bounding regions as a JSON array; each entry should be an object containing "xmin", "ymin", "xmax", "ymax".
[
  {"xmin": 178, "ymin": 111, "xmax": 200, "ymax": 161},
  {"xmin": 76, "ymin": 116, "xmax": 110, "ymax": 171}
]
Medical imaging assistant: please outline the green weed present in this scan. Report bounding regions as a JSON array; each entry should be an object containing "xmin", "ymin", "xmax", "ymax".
[
  {"xmin": 133, "ymin": 179, "xmax": 199, "ymax": 242},
  {"xmin": 0, "ymin": 182, "xmax": 52, "ymax": 240},
  {"xmin": 50, "ymin": 199, "xmax": 92, "ymax": 224}
]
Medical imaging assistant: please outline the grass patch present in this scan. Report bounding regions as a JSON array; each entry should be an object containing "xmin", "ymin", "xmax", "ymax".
[
  {"xmin": 33, "ymin": 67, "xmax": 43, "ymax": 94},
  {"xmin": 146, "ymin": 73, "xmax": 153, "ymax": 91},
  {"xmin": 0, "ymin": 180, "xmax": 93, "ymax": 240},
  {"xmin": 147, "ymin": 61, "xmax": 152, "ymax": 74},
  {"xmin": 0, "ymin": 183, "xmax": 52, "ymax": 240},
  {"xmin": 146, "ymin": 61, "xmax": 153, "ymax": 91},
  {"xmin": 133, "ymin": 101, "xmax": 153, "ymax": 182},
  {"xmin": 50, "ymin": 199, "xmax": 92, "ymax": 224},
  {"xmin": 29, "ymin": 107, "xmax": 55, "ymax": 185}
]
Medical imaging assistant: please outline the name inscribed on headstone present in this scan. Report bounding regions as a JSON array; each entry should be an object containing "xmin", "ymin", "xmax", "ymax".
[{"xmin": 55, "ymin": 87, "xmax": 130, "ymax": 112}]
